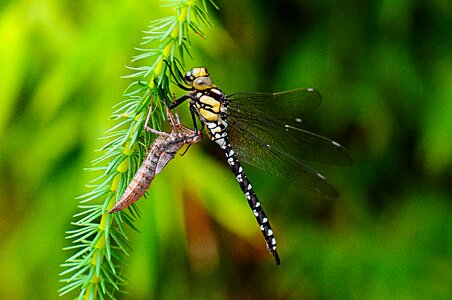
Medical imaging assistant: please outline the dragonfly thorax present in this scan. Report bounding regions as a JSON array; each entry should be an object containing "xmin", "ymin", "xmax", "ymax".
[
  {"xmin": 189, "ymin": 86, "xmax": 228, "ymax": 149},
  {"xmin": 192, "ymin": 88, "xmax": 225, "ymax": 122}
]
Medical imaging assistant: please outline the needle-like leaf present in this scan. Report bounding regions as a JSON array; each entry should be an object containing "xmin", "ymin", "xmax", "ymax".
[{"xmin": 60, "ymin": 0, "xmax": 218, "ymax": 297}]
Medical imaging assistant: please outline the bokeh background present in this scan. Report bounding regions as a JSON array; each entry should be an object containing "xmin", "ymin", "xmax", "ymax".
[{"xmin": 1, "ymin": 0, "xmax": 451, "ymax": 299}]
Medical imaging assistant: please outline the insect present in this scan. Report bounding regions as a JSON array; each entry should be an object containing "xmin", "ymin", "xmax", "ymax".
[
  {"xmin": 109, "ymin": 107, "xmax": 202, "ymax": 214},
  {"xmin": 167, "ymin": 66, "xmax": 352, "ymax": 265}
]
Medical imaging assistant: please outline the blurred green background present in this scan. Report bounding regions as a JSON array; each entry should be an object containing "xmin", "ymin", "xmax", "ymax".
[{"xmin": 1, "ymin": 0, "xmax": 451, "ymax": 299}]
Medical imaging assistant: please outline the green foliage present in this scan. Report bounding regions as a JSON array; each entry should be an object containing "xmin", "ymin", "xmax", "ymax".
[
  {"xmin": 58, "ymin": 1, "xmax": 218, "ymax": 298},
  {"xmin": 0, "ymin": 0, "xmax": 452, "ymax": 299}
]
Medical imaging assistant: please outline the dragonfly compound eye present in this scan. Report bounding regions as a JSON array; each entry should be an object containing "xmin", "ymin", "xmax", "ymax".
[{"xmin": 193, "ymin": 76, "xmax": 213, "ymax": 90}]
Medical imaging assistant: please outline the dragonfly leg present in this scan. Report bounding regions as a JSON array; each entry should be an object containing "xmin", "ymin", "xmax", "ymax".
[
  {"xmin": 167, "ymin": 94, "xmax": 203, "ymax": 141},
  {"xmin": 168, "ymin": 94, "xmax": 192, "ymax": 109},
  {"xmin": 163, "ymin": 59, "xmax": 192, "ymax": 91},
  {"xmin": 188, "ymin": 103, "xmax": 201, "ymax": 133},
  {"xmin": 179, "ymin": 144, "xmax": 192, "ymax": 156}
]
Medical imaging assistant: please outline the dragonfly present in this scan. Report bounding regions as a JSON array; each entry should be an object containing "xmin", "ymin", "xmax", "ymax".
[
  {"xmin": 167, "ymin": 66, "xmax": 352, "ymax": 265},
  {"xmin": 109, "ymin": 107, "xmax": 202, "ymax": 214}
]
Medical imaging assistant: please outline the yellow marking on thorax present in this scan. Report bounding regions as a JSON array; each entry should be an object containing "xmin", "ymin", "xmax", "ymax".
[
  {"xmin": 197, "ymin": 95, "xmax": 221, "ymax": 121},
  {"xmin": 199, "ymin": 95, "xmax": 221, "ymax": 113},
  {"xmin": 199, "ymin": 108, "xmax": 219, "ymax": 121}
]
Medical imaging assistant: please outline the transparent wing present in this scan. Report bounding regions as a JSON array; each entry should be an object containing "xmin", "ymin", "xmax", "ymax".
[
  {"xmin": 226, "ymin": 120, "xmax": 340, "ymax": 198},
  {"xmin": 228, "ymin": 88, "xmax": 323, "ymax": 125},
  {"xmin": 224, "ymin": 89, "xmax": 351, "ymax": 198},
  {"xmin": 227, "ymin": 89, "xmax": 352, "ymax": 166}
]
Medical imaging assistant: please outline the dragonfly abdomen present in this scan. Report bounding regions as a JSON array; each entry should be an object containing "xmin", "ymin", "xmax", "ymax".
[
  {"xmin": 197, "ymin": 88, "xmax": 281, "ymax": 264},
  {"xmin": 222, "ymin": 139, "xmax": 280, "ymax": 265}
]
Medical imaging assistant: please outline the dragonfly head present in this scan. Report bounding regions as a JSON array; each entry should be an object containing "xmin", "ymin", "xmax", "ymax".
[{"xmin": 184, "ymin": 67, "xmax": 213, "ymax": 90}]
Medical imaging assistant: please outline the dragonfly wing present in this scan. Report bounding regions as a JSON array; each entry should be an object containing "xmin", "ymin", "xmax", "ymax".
[
  {"xmin": 228, "ymin": 88, "xmax": 322, "ymax": 125},
  {"xmin": 226, "ymin": 92, "xmax": 352, "ymax": 166},
  {"xmin": 226, "ymin": 120, "xmax": 340, "ymax": 198}
]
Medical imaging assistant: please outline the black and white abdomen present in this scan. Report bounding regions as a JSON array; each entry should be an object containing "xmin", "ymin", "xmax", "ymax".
[{"xmin": 206, "ymin": 120, "xmax": 228, "ymax": 149}]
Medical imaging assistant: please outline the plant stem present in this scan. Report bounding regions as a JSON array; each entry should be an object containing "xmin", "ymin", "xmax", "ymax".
[{"xmin": 59, "ymin": 1, "xmax": 217, "ymax": 298}]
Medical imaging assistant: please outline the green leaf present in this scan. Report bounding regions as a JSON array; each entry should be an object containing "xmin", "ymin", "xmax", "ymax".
[{"xmin": 60, "ymin": 0, "xmax": 218, "ymax": 297}]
